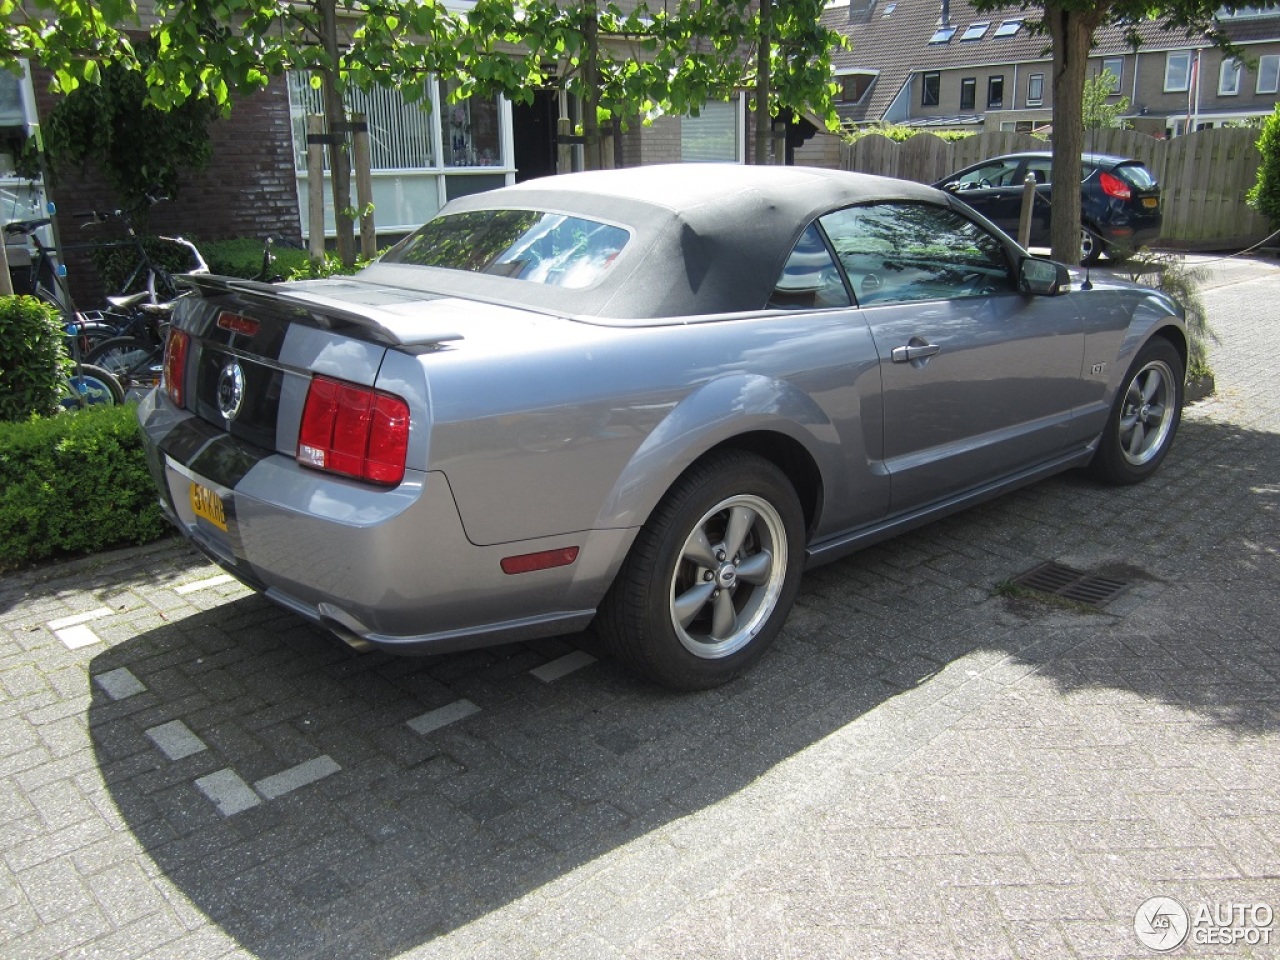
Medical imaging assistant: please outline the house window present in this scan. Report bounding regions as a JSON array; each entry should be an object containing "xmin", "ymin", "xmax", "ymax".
[
  {"xmin": 838, "ymin": 73, "xmax": 876, "ymax": 104},
  {"xmin": 681, "ymin": 100, "xmax": 740, "ymax": 162},
  {"xmin": 1258, "ymin": 55, "xmax": 1280, "ymax": 94},
  {"xmin": 1101, "ymin": 58, "xmax": 1124, "ymax": 92},
  {"xmin": 987, "ymin": 76, "xmax": 1004, "ymax": 109},
  {"xmin": 922, "ymin": 72, "xmax": 940, "ymax": 107},
  {"xmin": 1165, "ymin": 52, "xmax": 1192, "ymax": 92},
  {"xmin": 1027, "ymin": 73, "xmax": 1044, "ymax": 105},
  {"xmin": 1219, "ymin": 58, "xmax": 1242, "ymax": 96},
  {"xmin": 960, "ymin": 78, "xmax": 976, "ymax": 110}
]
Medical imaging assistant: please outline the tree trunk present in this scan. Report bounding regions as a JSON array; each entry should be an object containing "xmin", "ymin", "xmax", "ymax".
[
  {"xmin": 319, "ymin": 0, "xmax": 356, "ymax": 266},
  {"xmin": 753, "ymin": 0, "xmax": 773, "ymax": 165},
  {"xmin": 582, "ymin": 0, "xmax": 604, "ymax": 171},
  {"xmin": 1046, "ymin": 2, "xmax": 1107, "ymax": 265}
]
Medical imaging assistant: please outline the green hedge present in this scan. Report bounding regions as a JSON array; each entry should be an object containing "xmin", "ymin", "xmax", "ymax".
[
  {"xmin": 200, "ymin": 237, "xmax": 313, "ymax": 280},
  {"xmin": 0, "ymin": 404, "xmax": 168, "ymax": 570},
  {"xmin": 0, "ymin": 295, "xmax": 71, "ymax": 422}
]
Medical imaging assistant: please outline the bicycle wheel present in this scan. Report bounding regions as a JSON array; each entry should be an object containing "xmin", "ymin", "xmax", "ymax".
[
  {"xmin": 59, "ymin": 364, "xmax": 125, "ymax": 410},
  {"xmin": 86, "ymin": 336, "xmax": 162, "ymax": 399}
]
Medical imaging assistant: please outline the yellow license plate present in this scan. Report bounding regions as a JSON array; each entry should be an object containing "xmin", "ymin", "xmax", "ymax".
[
  {"xmin": 1142, "ymin": 197, "xmax": 1158, "ymax": 208},
  {"xmin": 189, "ymin": 481, "xmax": 227, "ymax": 531}
]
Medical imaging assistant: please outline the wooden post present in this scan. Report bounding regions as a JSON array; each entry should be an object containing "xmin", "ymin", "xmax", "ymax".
[
  {"xmin": 0, "ymin": 227, "xmax": 12, "ymax": 297},
  {"xmin": 557, "ymin": 117, "xmax": 573, "ymax": 175},
  {"xmin": 1018, "ymin": 174, "xmax": 1037, "ymax": 249},
  {"xmin": 306, "ymin": 115, "xmax": 326, "ymax": 263},
  {"xmin": 352, "ymin": 112, "xmax": 376, "ymax": 260}
]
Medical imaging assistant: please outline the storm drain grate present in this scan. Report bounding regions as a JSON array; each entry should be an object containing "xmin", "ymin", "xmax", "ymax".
[{"xmin": 1010, "ymin": 561, "xmax": 1131, "ymax": 608}]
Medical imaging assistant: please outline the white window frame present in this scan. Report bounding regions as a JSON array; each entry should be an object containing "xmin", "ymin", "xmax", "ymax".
[
  {"xmin": 1165, "ymin": 51, "xmax": 1192, "ymax": 92},
  {"xmin": 1101, "ymin": 58, "xmax": 1124, "ymax": 93},
  {"xmin": 1219, "ymin": 57, "xmax": 1242, "ymax": 96},
  {"xmin": 1258, "ymin": 54, "xmax": 1280, "ymax": 95},
  {"xmin": 1027, "ymin": 73, "xmax": 1044, "ymax": 106}
]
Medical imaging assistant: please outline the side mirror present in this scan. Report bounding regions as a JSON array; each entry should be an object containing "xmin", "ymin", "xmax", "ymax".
[{"xmin": 1019, "ymin": 256, "xmax": 1070, "ymax": 296}]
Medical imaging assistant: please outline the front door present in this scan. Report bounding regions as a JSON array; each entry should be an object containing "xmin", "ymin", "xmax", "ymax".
[{"xmin": 818, "ymin": 201, "xmax": 1085, "ymax": 513}]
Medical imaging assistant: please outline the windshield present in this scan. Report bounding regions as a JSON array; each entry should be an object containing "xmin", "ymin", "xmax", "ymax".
[
  {"xmin": 382, "ymin": 209, "xmax": 631, "ymax": 289},
  {"xmin": 1116, "ymin": 162, "xmax": 1158, "ymax": 190}
]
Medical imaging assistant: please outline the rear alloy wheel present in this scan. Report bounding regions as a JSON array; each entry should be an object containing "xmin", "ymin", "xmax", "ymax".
[
  {"xmin": 597, "ymin": 451, "xmax": 804, "ymax": 690},
  {"xmin": 1090, "ymin": 339, "xmax": 1183, "ymax": 485},
  {"xmin": 1080, "ymin": 228, "xmax": 1105, "ymax": 265}
]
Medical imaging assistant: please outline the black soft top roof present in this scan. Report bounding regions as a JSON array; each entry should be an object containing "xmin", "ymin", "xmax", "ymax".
[{"xmin": 359, "ymin": 164, "xmax": 946, "ymax": 321}]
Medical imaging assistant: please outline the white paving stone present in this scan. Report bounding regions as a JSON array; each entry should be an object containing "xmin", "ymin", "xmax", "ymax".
[
  {"xmin": 46, "ymin": 608, "xmax": 113, "ymax": 631},
  {"xmin": 174, "ymin": 574, "xmax": 236, "ymax": 595},
  {"xmin": 407, "ymin": 699, "xmax": 480, "ymax": 735},
  {"xmin": 94, "ymin": 668, "xmax": 147, "ymax": 701},
  {"xmin": 195, "ymin": 769, "xmax": 261, "ymax": 816},
  {"xmin": 54, "ymin": 625, "xmax": 102, "ymax": 650},
  {"xmin": 145, "ymin": 720, "xmax": 207, "ymax": 761},
  {"xmin": 254, "ymin": 755, "xmax": 341, "ymax": 800},
  {"xmin": 530, "ymin": 650, "xmax": 599, "ymax": 684}
]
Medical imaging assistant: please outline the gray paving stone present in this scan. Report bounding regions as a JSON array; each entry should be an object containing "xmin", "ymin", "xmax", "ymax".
[{"xmin": 253, "ymin": 754, "xmax": 341, "ymax": 800}]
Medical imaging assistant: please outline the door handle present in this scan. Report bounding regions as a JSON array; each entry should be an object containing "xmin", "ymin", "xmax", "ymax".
[{"xmin": 891, "ymin": 341, "xmax": 940, "ymax": 363}]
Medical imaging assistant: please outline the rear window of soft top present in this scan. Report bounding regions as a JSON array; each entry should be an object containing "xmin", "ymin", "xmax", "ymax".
[{"xmin": 382, "ymin": 209, "xmax": 630, "ymax": 289}]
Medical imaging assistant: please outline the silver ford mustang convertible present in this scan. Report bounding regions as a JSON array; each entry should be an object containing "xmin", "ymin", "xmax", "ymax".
[{"xmin": 138, "ymin": 164, "xmax": 1185, "ymax": 689}]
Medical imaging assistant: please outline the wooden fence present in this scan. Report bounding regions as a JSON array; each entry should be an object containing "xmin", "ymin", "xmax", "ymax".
[{"xmin": 837, "ymin": 128, "xmax": 1270, "ymax": 249}]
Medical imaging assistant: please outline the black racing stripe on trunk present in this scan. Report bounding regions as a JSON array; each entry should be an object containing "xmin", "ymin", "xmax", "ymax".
[{"xmin": 158, "ymin": 416, "xmax": 274, "ymax": 490}]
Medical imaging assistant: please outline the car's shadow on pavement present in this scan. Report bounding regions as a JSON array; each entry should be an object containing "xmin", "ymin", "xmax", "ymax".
[{"xmin": 85, "ymin": 415, "xmax": 1279, "ymax": 960}]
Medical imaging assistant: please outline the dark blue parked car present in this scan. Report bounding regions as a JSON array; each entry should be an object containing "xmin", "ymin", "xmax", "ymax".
[{"xmin": 934, "ymin": 151, "xmax": 1163, "ymax": 264}]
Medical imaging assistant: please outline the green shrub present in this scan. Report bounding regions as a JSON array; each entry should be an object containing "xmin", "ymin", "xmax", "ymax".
[
  {"xmin": 0, "ymin": 295, "xmax": 72, "ymax": 422},
  {"xmin": 844, "ymin": 124, "xmax": 985, "ymax": 145},
  {"xmin": 1246, "ymin": 103, "xmax": 1280, "ymax": 228},
  {"xmin": 201, "ymin": 237, "xmax": 313, "ymax": 280},
  {"xmin": 0, "ymin": 404, "xmax": 167, "ymax": 570}
]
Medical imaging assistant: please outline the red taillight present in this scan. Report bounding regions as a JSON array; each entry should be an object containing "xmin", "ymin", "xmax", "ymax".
[
  {"xmin": 1100, "ymin": 171, "xmax": 1132, "ymax": 200},
  {"xmin": 297, "ymin": 376, "xmax": 410, "ymax": 486},
  {"xmin": 163, "ymin": 330, "xmax": 190, "ymax": 408}
]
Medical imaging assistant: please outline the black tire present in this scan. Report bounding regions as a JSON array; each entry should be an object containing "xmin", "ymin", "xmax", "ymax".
[
  {"xmin": 1080, "ymin": 228, "xmax": 1105, "ymax": 265},
  {"xmin": 60, "ymin": 364, "xmax": 125, "ymax": 410},
  {"xmin": 596, "ymin": 450, "xmax": 805, "ymax": 690},
  {"xmin": 1089, "ymin": 338, "xmax": 1183, "ymax": 485},
  {"xmin": 87, "ymin": 336, "xmax": 162, "ymax": 397}
]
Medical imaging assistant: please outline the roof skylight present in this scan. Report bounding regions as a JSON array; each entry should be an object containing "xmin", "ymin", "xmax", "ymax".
[
  {"xmin": 929, "ymin": 26, "xmax": 957, "ymax": 43},
  {"xmin": 961, "ymin": 22, "xmax": 990, "ymax": 40},
  {"xmin": 994, "ymin": 19, "xmax": 1022, "ymax": 37}
]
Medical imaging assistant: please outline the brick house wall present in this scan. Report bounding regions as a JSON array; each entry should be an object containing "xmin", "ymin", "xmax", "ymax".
[{"xmin": 31, "ymin": 74, "xmax": 301, "ymax": 306}]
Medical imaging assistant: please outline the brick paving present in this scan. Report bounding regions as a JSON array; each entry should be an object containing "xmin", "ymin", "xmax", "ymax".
[{"xmin": 1, "ymin": 253, "xmax": 1278, "ymax": 960}]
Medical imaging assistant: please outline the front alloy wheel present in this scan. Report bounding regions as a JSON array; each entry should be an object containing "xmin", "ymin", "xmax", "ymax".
[{"xmin": 1090, "ymin": 338, "xmax": 1183, "ymax": 485}]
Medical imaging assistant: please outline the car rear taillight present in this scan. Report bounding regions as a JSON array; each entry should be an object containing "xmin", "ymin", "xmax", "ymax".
[
  {"xmin": 297, "ymin": 376, "xmax": 410, "ymax": 486},
  {"xmin": 163, "ymin": 330, "xmax": 190, "ymax": 408},
  {"xmin": 1100, "ymin": 171, "xmax": 1132, "ymax": 200}
]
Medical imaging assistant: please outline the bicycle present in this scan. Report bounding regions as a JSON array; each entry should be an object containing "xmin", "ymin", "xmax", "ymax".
[{"xmin": 78, "ymin": 205, "xmax": 210, "ymax": 400}]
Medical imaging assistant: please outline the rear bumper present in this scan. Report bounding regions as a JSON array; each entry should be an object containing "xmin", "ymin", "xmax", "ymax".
[{"xmin": 137, "ymin": 390, "xmax": 626, "ymax": 654}]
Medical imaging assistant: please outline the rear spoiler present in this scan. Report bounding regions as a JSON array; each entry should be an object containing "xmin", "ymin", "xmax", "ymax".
[{"xmin": 181, "ymin": 274, "xmax": 464, "ymax": 348}]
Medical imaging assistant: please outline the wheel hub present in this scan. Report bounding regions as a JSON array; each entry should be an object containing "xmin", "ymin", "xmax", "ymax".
[{"xmin": 715, "ymin": 562, "xmax": 738, "ymax": 590}]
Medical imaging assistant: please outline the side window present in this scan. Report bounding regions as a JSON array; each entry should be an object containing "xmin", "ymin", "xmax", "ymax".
[
  {"xmin": 952, "ymin": 159, "xmax": 1019, "ymax": 189},
  {"xmin": 1024, "ymin": 157, "xmax": 1052, "ymax": 184},
  {"xmin": 818, "ymin": 202, "xmax": 1014, "ymax": 306},
  {"xmin": 768, "ymin": 224, "xmax": 851, "ymax": 311}
]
